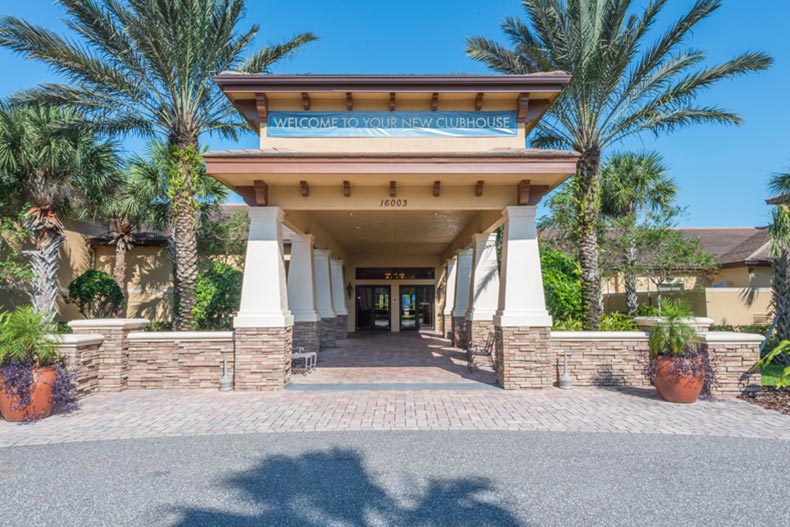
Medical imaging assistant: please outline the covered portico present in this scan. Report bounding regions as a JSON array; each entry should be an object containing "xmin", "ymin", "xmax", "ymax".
[{"xmin": 204, "ymin": 74, "xmax": 578, "ymax": 390}]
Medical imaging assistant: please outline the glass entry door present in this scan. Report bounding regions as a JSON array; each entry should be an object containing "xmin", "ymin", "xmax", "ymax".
[
  {"xmin": 399, "ymin": 285, "xmax": 435, "ymax": 331},
  {"xmin": 355, "ymin": 286, "xmax": 391, "ymax": 331}
]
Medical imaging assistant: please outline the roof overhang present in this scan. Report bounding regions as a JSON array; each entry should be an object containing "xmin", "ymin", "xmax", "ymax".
[{"xmin": 213, "ymin": 73, "xmax": 572, "ymax": 135}]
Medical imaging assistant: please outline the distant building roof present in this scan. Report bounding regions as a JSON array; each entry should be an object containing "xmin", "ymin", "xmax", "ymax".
[{"xmin": 679, "ymin": 227, "xmax": 771, "ymax": 267}]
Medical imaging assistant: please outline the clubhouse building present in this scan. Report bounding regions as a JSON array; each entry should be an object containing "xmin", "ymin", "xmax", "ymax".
[{"xmin": 204, "ymin": 73, "xmax": 579, "ymax": 389}]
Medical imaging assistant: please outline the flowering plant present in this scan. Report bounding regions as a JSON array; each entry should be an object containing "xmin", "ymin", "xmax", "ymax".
[{"xmin": 0, "ymin": 307, "xmax": 76, "ymax": 412}]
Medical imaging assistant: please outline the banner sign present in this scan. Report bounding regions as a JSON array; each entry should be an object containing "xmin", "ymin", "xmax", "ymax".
[{"xmin": 267, "ymin": 111, "xmax": 517, "ymax": 138}]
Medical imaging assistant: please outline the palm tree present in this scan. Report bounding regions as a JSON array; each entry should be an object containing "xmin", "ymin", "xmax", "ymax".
[
  {"xmin": 126, "ymin": 141, "xmax": 228, "ymax": 321},
  {"xmin": 467, "ymin": 0, "xmax": 772, "ymax": 329},
  {"xmin": 601, "ymin": 151, "xmax": 676, "ymax": 315},
  {"xmin": 0, "ymin": 0, "xmax": 316, "ymax": 329},
  {"xmin": 0, "ymin": 103, "xmax": 119, "ymax": 321},
  {"xmin": 767, "ymin": 173, "xmax": 790, "ymax": 342}
]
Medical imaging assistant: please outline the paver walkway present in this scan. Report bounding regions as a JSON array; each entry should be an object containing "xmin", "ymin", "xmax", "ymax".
[
  {"xmin": 290, "ymin": 332, "xmax": 496, "ymax": 386},
  {"xmin": 1, "ymin": 386, "xmax": 789, "ymax": 447}
]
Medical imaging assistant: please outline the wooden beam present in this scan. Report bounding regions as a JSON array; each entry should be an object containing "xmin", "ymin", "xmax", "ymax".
[
  {"xmin": 238, "ymin": 180, "xmax": 269, "ymax": 206},
  {"xmin": 431, "ymin": 92, "xmax": 438, "ymax": 111},
  {"xmin": 300, "ymin": 180, "xmax": 309, "ymax": 197},
  {"xmin": 343, "ymin": 180, "xmax": 351, "ymax": 197},
  {"xmin": 255, "ymin": 93, "xmax": 268, "ymax": 122},
  {"xmin": 517, "ymin": 180, "xmax": 530, "ymax": 206},
  {"xmin": 433, "ymin": 181, "xmax": 441, "ymax": 197},
  {"xmin": 301, "ymin": 92, "xmax": 310, "ymax": 111},
  {"xmin": 345, "ymin": 92, "xmax": 353, "ymax": 111},
  {"xmin": 475, "ymin": 92, "xmax": 484, "ymax": 111},
  {"xmin": 527, "ymin": 185, "xmax": 550, "ymax": 206},
  {"xmin": 475, "ymin": 180, "xmax": 484, "ymax": 197},
  {"xmin": 516, "ymin": 93, "xmax": 529, "ymax": 122},
  {"xmin": 389, "ymin": 92, "xmax": 396, "ymax": 111},
  {"xmin": 254, "ymin": 180, "xmax": 268, "ymax": 205},
  {"xmin": 389, "ymin": 180, "xmax": 397, "ymax": 197}
]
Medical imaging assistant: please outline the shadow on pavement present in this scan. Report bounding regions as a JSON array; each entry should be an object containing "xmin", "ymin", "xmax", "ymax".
[{"xmin": 169, "ymin": 448, "xmax": 526, "ymax": 526}]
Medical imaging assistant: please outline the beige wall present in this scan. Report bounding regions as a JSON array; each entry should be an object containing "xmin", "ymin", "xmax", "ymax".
[
  {"xmin": 94, "ymin": 245, "xmax": 173, "ymax": 321},
  {"xmin": 705, "ymin": 287, "xmax": 773, "ymax": 326}
]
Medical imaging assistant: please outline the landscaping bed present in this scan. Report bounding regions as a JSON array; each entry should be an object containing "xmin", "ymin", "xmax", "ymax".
[{"xmin": 738, "ymin": 388, "xmax": 790, "ymax": 415}]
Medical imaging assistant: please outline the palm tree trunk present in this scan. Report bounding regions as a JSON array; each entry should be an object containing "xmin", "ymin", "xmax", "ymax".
[
  {"xmin": 27, "ymin": 226, "xmax": 64, "ymax": 322},
  {"xmin": 772, "ymin": 248, "xmax": 790, "ymax": 341},
  {"xmin": 575, "ymin": 148, "xmax": 602, "ymax": 330},
  {"xmin": 113, "ymin": 241, "xmax": 127, "ymax": 317},
  {"xmin": 624, "ymin": 242, "xmax": 638, "ymax": 316},
  {"xmin": 169, "ymin": 139, "xmax": 201, "ymax": 331}
]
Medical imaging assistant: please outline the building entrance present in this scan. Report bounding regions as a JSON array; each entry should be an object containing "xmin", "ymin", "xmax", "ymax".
[
  {"xmin": 399, "ymin": 285, "xmax": 435, "ymax": 331},
  {"xmin": 355, "ymin": 285, "xmax": 391, "ymax": 331}
]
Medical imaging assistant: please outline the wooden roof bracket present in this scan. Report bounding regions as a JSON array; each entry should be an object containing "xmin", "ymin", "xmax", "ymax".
[
  {"xmin": 343, "ymin": 180, "xmax": 351, "ymax": 197},
  {"xmin": 517, "ymin": 180, "xmax": 550, "ymax": 206},
  {"xmin": 300, "ymin": 180, "xmax": 309, "ymax": 197},
  {"xmin": 389, "ymin": 92, "xmax": 396, "ymax": 111},
  {"xmin": 390, "ymin": 181, "xmax": 397, "ymax": 197},
  {"xmin": 475, "ymin": 92, "xmax": 484, "ymax": 111},
  {"xmin": 301, "ymin": 92, "xmax": 310, "ymax": 111},
  {"xmin": 255, "ymin": 93, "xmax": 268, "ymax": 123},
  {"xmin": 346, "ymin": 92, "xmax": 353, "ymax": 111},
  {"xmin": 517, "ymin": 93, "xmax": 529, "ymax": 122},
  {"xmin": 475, "ymin": 180, "xmax": 484, "ymax": 197},
  {"xmin": 433, "ymin": 181, "xmax": 441, "ymax": 197},
  {"xmin": 431, "ymin": 92, "xmax": 439, "ymax": 111}
]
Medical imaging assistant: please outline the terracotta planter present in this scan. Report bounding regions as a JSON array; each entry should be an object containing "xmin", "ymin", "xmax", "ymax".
[
  {"xmin": 653, "ymin": 356, "xmax": 704, "ymax": 404},
  {"xmin": 0, "ymin": 366, "xmax": 57, "ymax": 422}
]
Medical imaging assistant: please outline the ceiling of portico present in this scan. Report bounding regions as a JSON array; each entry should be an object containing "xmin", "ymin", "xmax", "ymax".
[{"xmin": 306, "ymin": 210, "xmax": 479, "ymax": 256}]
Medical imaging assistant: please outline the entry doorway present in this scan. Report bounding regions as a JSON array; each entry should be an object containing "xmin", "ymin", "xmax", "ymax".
[
  {"xmin": 399, "ymin": 285, "xmax": 435, "ymax": 331},
  {"xmin": 355, "ymin": 286, "xmax": 391, "ymax": 331}
]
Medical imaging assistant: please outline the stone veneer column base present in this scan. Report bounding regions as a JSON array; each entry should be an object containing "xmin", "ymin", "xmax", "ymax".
[
  {"xmin": 233, "ymin": 327, "xmax": 292, "ymax": 390},
  {"xmin": 319, "ymin": 317, "xmax": 337, "ymax": 349},
  {"xmin": 293, "ymin": 321, "xmax": 320, "ymax": 354},
  {"xmin": 495, "ymin": 326, "xmax": 552, "ymax": 390},
  {"xmin": 335, "ymin": 315, "xmax": 348, "ymax": 340},
  {"xmin": 468, "ymin": 320, "xmax": 495, "ymax": 350},
  {"xmin": 442, "ymin": 315, "xmax": 453, "ymax": 339},
  {"xmin": 452, "ymin": 317, "xmax": 468, "ymax": 349}
]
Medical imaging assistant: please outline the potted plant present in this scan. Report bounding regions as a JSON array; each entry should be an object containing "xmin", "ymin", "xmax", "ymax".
[
  {"xmin": 0, "ymin": 307, "xmax": 76, "ymax": 422},
  {"xmin": 647, "ymin": 300, "xmax": 715, "ymax": 403}
]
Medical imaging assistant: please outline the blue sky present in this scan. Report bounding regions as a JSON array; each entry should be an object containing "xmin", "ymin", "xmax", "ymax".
[{"xmin": 1, "ymin": 1, "xmax": 787, "ymax": 227}]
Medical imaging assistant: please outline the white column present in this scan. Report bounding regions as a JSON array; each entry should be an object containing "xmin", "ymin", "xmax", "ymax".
[
  {"xmin": 452, "ymin": 248, "xmax": 473, "ymax": 319},
  {"xmin": 313, "ymin": 249, "xmax": 336, "ymax": 319},
  {"xmin": 494, "ymin": 206, "xmax": 552, "ymax": 327},
  {"xmin": 329, "ymin": 258, "xmax": 348, "ymax": 316},
  {"xmin": 466, "ymin": 231, "xmax": 500, "ymax": 321},
  {"xmin": 234, "ymin": 207, "xmax": 293, "ymax": 328},
  {"xmin": 287, "ymin": 233, "xmax": 320, "ymax": 323},
  {"xmin": 442, "ymin": 257, "xmax": 457, "ymax": 317}
]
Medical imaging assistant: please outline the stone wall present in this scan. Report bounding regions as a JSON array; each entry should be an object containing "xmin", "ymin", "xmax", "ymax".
[
  {"xmin": 55, "ymin": 334, "xmax": 104, "ymax": 397},
  {"xmin": 550, "ymin": 331, "xmax": 762, "ymax": 397},
  {"xmin": 126, "ymin": 332, "xmax": 234, "ymax": 389},
  {"xmin": 319, "ymin": 317, "xmax": 337, "ymax": 349},
  {"xmin": 233, "ymin": 326, "xmax": 293, "ymax": 390},
  {"xmin": 495, "ymin": 326, "xmax": 552, "ymax": 390},
  {"xmin": 293, "ymin": 321, "xmax": 320, "ymax": 354},
  {"xmin": 468, "ymin": 320, "xmax": 494, "ymax": 351},
  {"xmin": 335, "ymin": 314, "xmax": 349, "ymax": 340}
]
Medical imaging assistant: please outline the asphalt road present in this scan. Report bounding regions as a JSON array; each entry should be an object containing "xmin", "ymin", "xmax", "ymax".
[{"xmin": 0, "ymin": 431, "xmax": 788, "ymax": 526}]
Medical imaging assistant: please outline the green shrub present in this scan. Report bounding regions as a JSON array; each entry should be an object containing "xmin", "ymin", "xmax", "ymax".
[
  {"xmin": 552, "ymin": 318, "xmax": 583, "ymax": 331},
  {"xmin": 193, "ymin": 262, "xmax": 242, "ymax": 330},
  {"xmin": 599, "ymin": 313, "xmax": 638, "ymax": 331},
  {"xmin": 541, "ymin": 248, "xmax": 583, "ymax": 322},
  {"xmin": 66, "ymin": 269, "xmax": 124, "ymax": 318}
]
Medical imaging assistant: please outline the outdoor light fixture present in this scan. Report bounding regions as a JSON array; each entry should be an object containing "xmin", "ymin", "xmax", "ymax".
[
  {"xmin": 346, "ymin": 283, "xmax": 353, "ymax": 298},
  {"xmin": 219, "ymin": 358, "xmax": 233, "ymax": 392}
]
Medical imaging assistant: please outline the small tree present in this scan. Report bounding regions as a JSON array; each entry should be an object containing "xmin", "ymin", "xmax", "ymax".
[
  {"xmin": 66, "ymin": 269, "xmax": 124, "ymax": 318},
  {"xmin": 196, "ymin": 210, "xmax": 249, "ymax": 271},
  {"xmin": 639, "ymin": 227, "xmax": 718, "ymax": 313}
]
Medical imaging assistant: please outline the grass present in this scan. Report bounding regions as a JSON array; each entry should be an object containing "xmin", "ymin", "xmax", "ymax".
[{"xmin": 761, "ymin": 363, "xmax": 786, "ymax": 387}]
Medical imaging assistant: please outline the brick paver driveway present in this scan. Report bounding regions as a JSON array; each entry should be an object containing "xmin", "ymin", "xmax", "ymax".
[
  {"xmin": 1, "ymin": 386, "xmax": 789, "ymax": 447},
  {"xmin": 2, "ymin": 333, "xmax": 789, "ymax": 447},
  {"xmin": 290, "ymin": 332, "xmax": 496, "ymax": 386}
]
